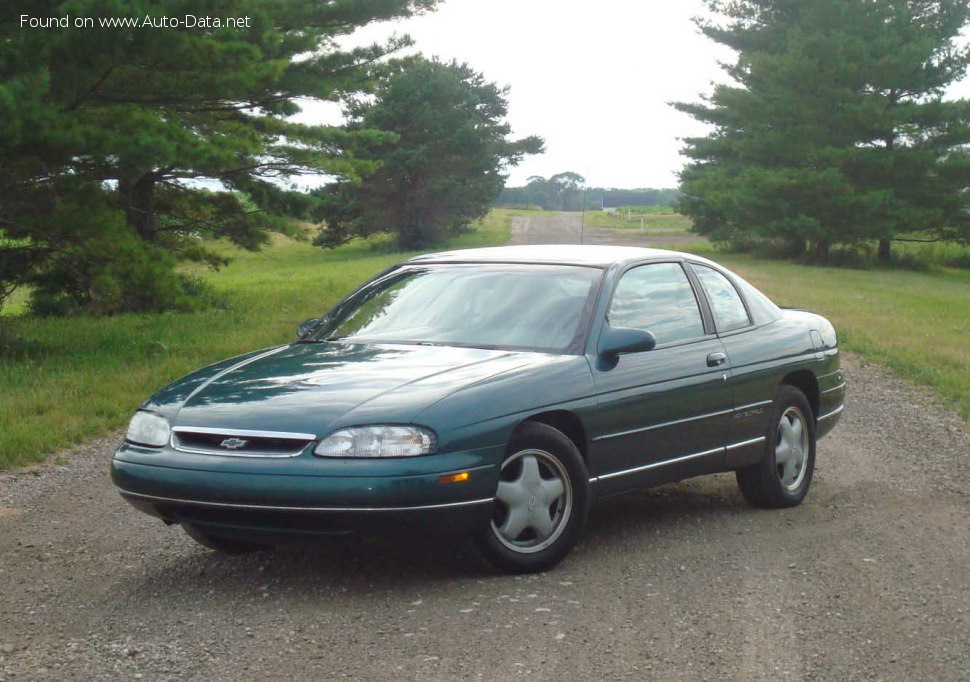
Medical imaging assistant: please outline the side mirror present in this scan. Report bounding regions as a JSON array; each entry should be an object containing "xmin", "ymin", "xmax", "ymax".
[
  {"xmin": 297, "ymin": 318, "xmax": 319, "ymax": 339},
  {"xmin": 598, "ymin": 326, "xmax": 656, "ymax": 358}
]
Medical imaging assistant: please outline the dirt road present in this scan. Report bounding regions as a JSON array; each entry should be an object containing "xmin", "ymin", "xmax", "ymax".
[{"xmin": 2, "ymin": 214, "xmax": 968, "ymax": 681}]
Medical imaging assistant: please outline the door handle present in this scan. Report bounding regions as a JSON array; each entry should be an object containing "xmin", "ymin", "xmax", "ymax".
[{"xmin": 707, "ymin": 352, "xmax": 727, "ymax": 367}]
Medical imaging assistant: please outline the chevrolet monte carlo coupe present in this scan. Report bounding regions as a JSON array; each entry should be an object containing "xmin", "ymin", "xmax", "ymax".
[{"xmin": 112, "ymin": 245, "xmax": 845, "ymax": 573}]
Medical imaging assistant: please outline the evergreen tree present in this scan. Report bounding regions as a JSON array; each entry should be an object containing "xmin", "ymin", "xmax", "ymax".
[
  {"xmin": 0, "ymin": 0, "xmax": 434, "ymax": 313},
  {"xmin": 315, "ymin": 57, "xmax": 543, "ymax": 249},
  {"xmin": 676, "ymin": 0, "xmax": 970, "ymax": 260}
]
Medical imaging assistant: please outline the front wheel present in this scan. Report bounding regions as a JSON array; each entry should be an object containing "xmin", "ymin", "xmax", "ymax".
[
  {"xmin": 475, "ymin": 422, "xmax": 589, "ymax": 574},
  {"xmin": 736, "ymin": 385, "xmax": 817, "ymax": 508}
]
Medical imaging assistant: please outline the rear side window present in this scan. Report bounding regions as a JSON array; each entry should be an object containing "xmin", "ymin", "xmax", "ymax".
[
  {"xmin": 692, "ymin": 264, "xmax": 751, "ymax": 332},
  {"xmin": 608, "ymin": 262, "xmax": 705, "ymax": 345},
  {"xmin": 733, "ymin": 275, "xmax": 782, "ymax": 325}
]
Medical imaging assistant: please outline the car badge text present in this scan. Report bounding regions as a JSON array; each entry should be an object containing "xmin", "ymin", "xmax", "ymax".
[{"xmin": 220, "ymin": 437, "xmax": 249, "ymax": 450}]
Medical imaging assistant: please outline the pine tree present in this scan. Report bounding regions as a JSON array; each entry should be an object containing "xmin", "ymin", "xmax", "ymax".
[
  {"xmin": 315, "ymin": 57, "xmax": 543, "ymax": 249},
  {"xmin": 0, "ymin": 0, "xmax": 434, "ymax": 313},
  {"xmin": 676, "ymin": 0, "xmax": 970, "ymax": 261}
]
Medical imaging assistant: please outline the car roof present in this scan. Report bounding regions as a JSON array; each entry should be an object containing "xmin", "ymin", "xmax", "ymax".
[{"xmin": 406, "ymin": 244, "xmax": 714, "ymax": 268}]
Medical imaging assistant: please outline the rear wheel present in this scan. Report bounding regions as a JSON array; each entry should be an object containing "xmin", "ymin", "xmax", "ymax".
[
  {"xmin": 736, "ymin": 385, "xmax": 816, "ymax": 508},
  {"xmin": 182, "ymin": 524, "xmax": 271, "ymax": 554},
  {"xmin": 475, "ymin": 422, "xmax": 589, "ymax": 573}
]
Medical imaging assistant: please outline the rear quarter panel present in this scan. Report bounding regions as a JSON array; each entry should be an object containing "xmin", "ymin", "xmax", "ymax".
[{"xmin": 721, "ymin": 310, "xmax": 842, "ymax": 467}]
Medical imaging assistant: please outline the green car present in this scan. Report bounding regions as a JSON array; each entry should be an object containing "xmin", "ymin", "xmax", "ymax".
[{"xmin": 112, "ymin": 245, "xmax": 844, "ymax": 573}]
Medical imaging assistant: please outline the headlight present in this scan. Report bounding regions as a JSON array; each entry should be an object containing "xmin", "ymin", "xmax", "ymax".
[
  {"xmin": 314, "ymin": 425, "xmax": 436, "ymax": 458},
  {"xmin": 125, "ymin": 411, "xmax": 171, "ymax": 447}
]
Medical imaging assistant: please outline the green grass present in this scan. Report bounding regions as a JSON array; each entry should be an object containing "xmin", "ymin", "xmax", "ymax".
[
  {"xmin": 657, "ymin": 240, "xmax": 970, "ymax": 421},
  {"xmin": 3, "ymin": 285, "xmax": 29, "ymax": 316},
  {"xmin": 0, "ymin": 212, "xmax": 512, "ymax": 468},
  {"xmin": 583, "ymin": 209, "xmax": 694, "ymax": 237},
  {"xmin": 607, "ymin": 204, "xmax": 679, "ymax": 215},
  {"xmin": 893, "ymin": 238, "xmax": 970, "ymax": 270}
]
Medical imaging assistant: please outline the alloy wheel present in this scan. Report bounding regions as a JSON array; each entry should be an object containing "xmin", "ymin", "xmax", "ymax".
[
  {"xmin": 776, "ymin": 406, "xmax": 809, "ymax": 491},
  {"xmin": 491, "ymin": 449, "xmax": 573, "ymax": 553}
]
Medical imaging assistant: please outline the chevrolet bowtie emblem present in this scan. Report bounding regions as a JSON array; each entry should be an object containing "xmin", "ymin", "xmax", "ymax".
[{"xmin": 219, "ymin": 437, "xmax": 249, "ymax": 450}]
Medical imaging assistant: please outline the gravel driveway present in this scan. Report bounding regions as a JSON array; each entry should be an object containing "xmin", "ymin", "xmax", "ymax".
[{"xmin": 1, "ymin": 213, "xmax": 968, "ymax": 681}]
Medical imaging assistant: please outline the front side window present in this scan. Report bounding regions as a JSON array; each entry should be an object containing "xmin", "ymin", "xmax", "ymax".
[
  {"xmin": 607, "ymin": 262, "xmax": 705, "ymax": 345},
  {"xmin": 692, "ymin": 264, "xmax": 751, "ymax": 332},
  {"xmin": 309, "ymin": 264, "xmax": 601, "ymax": 353}
]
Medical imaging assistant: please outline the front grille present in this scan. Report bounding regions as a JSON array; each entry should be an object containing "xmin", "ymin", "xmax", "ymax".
[{"xmin": 170, "ymin": 427, "xmax": 314, "ymax": 457}]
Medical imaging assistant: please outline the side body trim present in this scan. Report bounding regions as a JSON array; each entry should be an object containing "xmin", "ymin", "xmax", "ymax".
[
  {"xmin": 821, "ymin": 382, "xmax": 847, "ymax": 395},
  {"xmin": 818, "ymin": 404, "xmax": 844, "ymax": 421},
  {"xmin": 592, "ymin": 399, "xmax": 773, "ymax": 442},
  {"xmin": 734, "ymin": 399, "xmax": 774, "ymax": 412},
  {"xmin": 590, "ymin": 435, "xmax": 769, "ymax": 484},
  {"xmin": 591, "ymin": 409, "xmax": 733, "ymax": 442},
  {"xmin": 725, "ymin": 435, "xmax": 766, "ymax": 451},
  {"xmin": 590, "ymin": 446, "xmax": 724, "ymax": 483}
]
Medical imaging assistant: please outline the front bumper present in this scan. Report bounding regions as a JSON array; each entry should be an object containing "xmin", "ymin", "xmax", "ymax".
[{"xmin": 111, "ymin": 442, "xmax": 504, "ymax": 541}]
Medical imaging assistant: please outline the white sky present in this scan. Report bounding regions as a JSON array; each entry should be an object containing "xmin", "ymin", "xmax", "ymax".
[{"xmin": 299, "ymin": 0, "xmax": 970, "ymax": 190}]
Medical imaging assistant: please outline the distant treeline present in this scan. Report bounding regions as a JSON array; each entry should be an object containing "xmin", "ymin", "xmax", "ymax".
[{"xmin": 495, "ymin": 172, "xmax": 679, "ymax": 211}]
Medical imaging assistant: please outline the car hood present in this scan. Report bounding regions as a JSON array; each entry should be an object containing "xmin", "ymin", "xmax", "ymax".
[{"xmin": 169, "ymin": 342, "xmax": 551, "ymax": 436}]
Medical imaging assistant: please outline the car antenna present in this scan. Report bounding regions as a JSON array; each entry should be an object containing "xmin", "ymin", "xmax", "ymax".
[{"xmin": 579, "ymin": 185, "xmax": 587, "ymax": 245}]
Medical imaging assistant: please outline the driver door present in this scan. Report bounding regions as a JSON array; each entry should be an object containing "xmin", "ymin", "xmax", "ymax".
[{"xmin": 587, "ymin": 261, "xmax": 735, "ymax": 495}]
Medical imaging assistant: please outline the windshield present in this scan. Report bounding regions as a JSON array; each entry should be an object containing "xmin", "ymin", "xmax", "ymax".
[{"xmin": 308, "ymin": 264, "xmax": 602, "ymax": 353}]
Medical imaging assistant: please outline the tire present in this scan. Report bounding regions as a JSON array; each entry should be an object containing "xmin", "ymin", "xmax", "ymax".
[
  {"xmin": 182, "ymin": 524, "xmax": 271, "ymax": 555},
  {"xmin": 736, "ymin": 385, "xmax": 816, "ymax": 508},
  {"xmin": 474, "ymin": 422, "xmax": 590, "ymax": 574}
]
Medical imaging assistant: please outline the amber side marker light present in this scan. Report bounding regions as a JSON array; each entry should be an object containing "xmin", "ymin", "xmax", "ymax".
[{"xmin": 438, "ymin": 471, "xmax": 470, "ymax": 484}]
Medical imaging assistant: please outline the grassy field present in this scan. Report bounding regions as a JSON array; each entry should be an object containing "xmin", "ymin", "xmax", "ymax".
[
  {"xmin": 583, "ymin": 209, "xmax": 693, "ymax": 237},
  {"xmin": 658, "ymin": 240, "xmax": 970, "ymax": 421},
  {"xmin": 892, "ymin": 238, "xmax": 970, "ymax": 270},
  {"xmin": 0, "ymin": 212, "xmax": 512, "ymax": 468}
]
